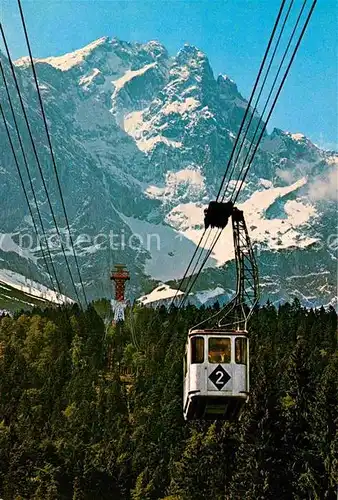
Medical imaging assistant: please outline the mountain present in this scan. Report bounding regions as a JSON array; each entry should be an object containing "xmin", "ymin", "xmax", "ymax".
[{"xmin": 0, "ymin": 36, "xmax": 337, "ymax": 307}]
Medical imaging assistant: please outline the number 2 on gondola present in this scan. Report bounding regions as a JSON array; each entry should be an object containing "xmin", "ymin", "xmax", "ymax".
[
  {"xmin": 209, "ymin": 365, "xmax": 231, "ymax": 390},
  {"xmin": 216, "ymin": 371, "xmax": 224, "ymax": 385}
]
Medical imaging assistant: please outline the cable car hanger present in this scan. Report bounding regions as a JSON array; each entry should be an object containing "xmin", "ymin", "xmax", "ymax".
[{"xmin": 190, "ymin": 204, "xmax": 259, "ymax": 333}]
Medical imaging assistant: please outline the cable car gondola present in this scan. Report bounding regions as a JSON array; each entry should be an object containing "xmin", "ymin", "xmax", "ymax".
[
  {"xmin": 183, "ymin": 207, "xmax": 259, "ymax": 421},
  {"xmin": 183, "ymin": 328, "xmax": 249, "ymax": 420}
]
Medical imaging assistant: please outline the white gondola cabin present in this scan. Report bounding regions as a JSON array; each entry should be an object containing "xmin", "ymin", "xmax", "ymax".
[{"xmin": 183, "ymin": 328, "xmax": 249, "ymax": 420}]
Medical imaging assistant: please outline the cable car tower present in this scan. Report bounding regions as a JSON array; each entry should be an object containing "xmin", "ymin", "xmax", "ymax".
[
  {"xmin": 183, "ymin": 203, "xmax": 259, "ymax": 421},
  {"xmin": 110, "ymin": 264, "xmax": 130, "ymax": 323}
]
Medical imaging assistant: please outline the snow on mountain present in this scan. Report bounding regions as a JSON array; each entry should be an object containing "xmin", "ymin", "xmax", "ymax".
[
  {"xmin": 124, "ymin": 107, "xmax": 184, "ymax": 153},
  {"xmin": 165, "ymin": 176, "xmax": 318, "ymax": 266},
  {"xmin": 1, "ymin": 36, "xmax": 337, "ymax": 307},
  {"xmin": 137, "ymin": 283, "xmax": 184, "ymax": 306},
  {"xmin": 196, "ymin": 286, "xmax": 226, "ymax": 304},
  {"xmin": 145, "ymin": 166, "xmax": 206, "ymax": 204},
  {"xmin": 112, "ymin": 62, "xmax": 157, "ymax": 92},
  {"xmin": 162, "ymin": 97, "xmax": 200, "ymax": 116},
  {"xmin": 79, "ymin": 68, "xmax": 101, "ymax": 89},
  {"xmin": 289, "ymin": 132, "xmax": 306, "ymax": 141},
  {"xmin": 16, "ymin": 37, "xmax": 109, "ymax": 71},
  {"xmin": 121, "ymin": 44, "xmax": 218, "ymax": 157},
  {"xmin": 0, "ymin": 269, "xmax": 73, "ymax": 305}
]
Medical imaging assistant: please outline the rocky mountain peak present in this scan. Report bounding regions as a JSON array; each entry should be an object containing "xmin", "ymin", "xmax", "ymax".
[
  {"xmin": 217, "ymin": 74, "xmax": 244, "ymax": 101},
  {"xmin": 141, "ymin": 40, "xmax": 168, "ymax": 60},
  {"xmin": 177, "ymin": 43, "xmax": 206, "ymax": 61},
  {"xmin": 175, "ymin": 44, "xmax": 213, "ymax": 81}
]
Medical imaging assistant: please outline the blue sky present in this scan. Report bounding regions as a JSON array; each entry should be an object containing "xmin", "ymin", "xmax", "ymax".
[{"xmin": 1, "ymin": 0, "xmax": 337, "ymax": 149}]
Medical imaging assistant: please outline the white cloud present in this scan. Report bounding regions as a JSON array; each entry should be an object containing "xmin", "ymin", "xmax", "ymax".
[
  {"xmin": 308, "ymin": 169, "xmax": 338, "ymax": 202},
  {"xmin": 313, "ymin": 132, "xmax": 338, "ymax": 152},
  {"xmin": 276, "ymin": 168, "xmax": 297, "ymax": 183}
]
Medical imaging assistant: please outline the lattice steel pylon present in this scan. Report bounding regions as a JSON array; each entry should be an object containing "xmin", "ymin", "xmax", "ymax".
[
  {"xmin": 189, "ymin": 206, "xmax": 259, "ymax": 333},
  {"xmin": 218, "ymin": 207, "xmax": 259, "ymax": 330},
  {"xmin": 110, "ymin": 264, "xmax": 130, "ymax": 322}
]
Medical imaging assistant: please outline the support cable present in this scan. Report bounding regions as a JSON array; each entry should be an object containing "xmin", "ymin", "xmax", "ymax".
[
  {"xmin": 178, "ymin": 229, "xmax": 221, "ymax": 309},
  {"xmin": 0, "ymin": 102, "xmax": 57, "ymax": 292},
  {"xmin": 17, "ymin": 0, "xmax": 88, "ymax": 306},
  {"xmin": 231, "ymin": 0, "xmax": 314, "ymax": 204},
  {"xmin": 0, "ymin": 62, "xmax": 63, "ymax": 296},
  {"xmin": 0, "ymin": 23, "xmax": 82, "ymax": 305},
  {"xmin": 220, "ymin": 0, "xmax": 295, "ymax": 201},
  {"xmin": 215, "ymin": 0, "xmax": 287, "ymax": 201},
  {"xmin": 170, "ymin": 229, "xmax": 208, "ymax": 306}
]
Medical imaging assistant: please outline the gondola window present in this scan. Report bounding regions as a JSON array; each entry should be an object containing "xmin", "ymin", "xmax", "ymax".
[
  {"xmin": 208, "ymin": 338, "xmax": 231, "ymax": 363},
  {"xmin": 191, "ymin": 337, "xmax": 204, "ymax": 364},
  {"xmin": 235, "ymin": 337, "xmax": 247, "ymax": 364}
]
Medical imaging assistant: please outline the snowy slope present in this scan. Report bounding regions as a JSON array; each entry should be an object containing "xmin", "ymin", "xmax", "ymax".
[
  {"xmin": 137, "ymin": 283, "xmax": 184, "ymax": 305},
  {"xmin": 0, "ymin": 269, "xmax": 74, "ymax": 305}
]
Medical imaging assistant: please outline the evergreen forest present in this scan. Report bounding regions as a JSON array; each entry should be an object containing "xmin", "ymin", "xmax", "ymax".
[{"xmin": 0, "ymin": 300, "xmax": 337, "ymax": 499}]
